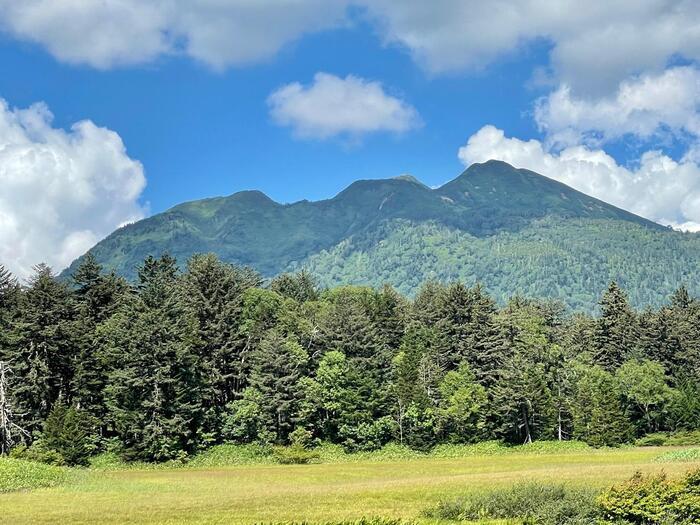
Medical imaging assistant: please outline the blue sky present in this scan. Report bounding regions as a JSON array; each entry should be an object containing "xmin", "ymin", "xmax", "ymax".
[{"xmin": 0, "ymin": 1, "xmax": 698, "ymax": 277}]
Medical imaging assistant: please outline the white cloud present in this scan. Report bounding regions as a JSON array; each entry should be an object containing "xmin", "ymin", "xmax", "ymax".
[
  {"xmin": 0, "ymin": 0, "xmax": 347, "ymax": 70},
  {"xmin": 2, "ymin": 1, "xmax": 698, "ymax": 95},
  {"xmin": 268, "ymin": 72, "xmax": 420, "ymax": 139},
  {"xmin": 535, "ymin": 66, "xmax": 700, "ymax": 148},
  {"xmin": 458, "ymin": 125, "xmax": 700, "ymax": 230},
  {"xmin": 366, "ymin": 0, "xmax": 700, "ymax": 95},
  {"xmin": 0, "ymin": 99, "xmax": 146, "ymax": 279}
]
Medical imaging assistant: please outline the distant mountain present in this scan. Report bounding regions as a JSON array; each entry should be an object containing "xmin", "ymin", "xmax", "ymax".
[{"xmin": 63, "ymin": 160, "xmax": 700, "ymax": 311}]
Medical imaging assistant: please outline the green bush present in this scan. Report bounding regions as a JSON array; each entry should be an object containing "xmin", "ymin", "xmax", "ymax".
[
  {"xmin": 635, "ymin": 433, "xmax": 669, "ymax": 446},
  {"xmin": 9, "ymin": 441, "xmax": 65, "ymax": 466},
  {"xmin": 273, "ymin": 445, "xmax": 320, "ymax": 465},
  {"xmin": 666, "ymin": 431, "xmax": 700, "ymax": 446},
  {"xmin": 598, "ymin": 469, "xmax": 700, "ymax": 524},
  {"xmin": 0, "ymin": 457, "xmax": 67, "ymax": 492},
  {"xmin": 258, "ymin": 518, "xmax": 416, "ymax": 525},
  {"xmin": 425, "ymin": 482, "xmax": 599, "ymax": 524},
  {"xmin": 636, "ymin": 431, "xmax": 700, "ymax": 447}
]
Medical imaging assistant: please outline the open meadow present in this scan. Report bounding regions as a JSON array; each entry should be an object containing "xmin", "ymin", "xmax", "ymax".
[{"xmin": 2, "ymin": 445, "xmax": 699, "ymax": 524}]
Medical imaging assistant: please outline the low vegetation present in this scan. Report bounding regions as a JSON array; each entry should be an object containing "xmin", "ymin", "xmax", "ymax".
[
  {"xmin": 1, "ymin": 446, "xmax": 699, "ymax": 524},
  {"xmin": 0, "ymin": 457, "xmax": 66, "ymax": 492},
  {"xmin": 426, "ymin": 482, "xmax": 600, "ymax": 523}
]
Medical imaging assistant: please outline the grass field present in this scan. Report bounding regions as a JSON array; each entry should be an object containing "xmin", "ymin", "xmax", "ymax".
[{"xmin": 1, "ymin": 446, "xmax": 699, "ymax": 524}]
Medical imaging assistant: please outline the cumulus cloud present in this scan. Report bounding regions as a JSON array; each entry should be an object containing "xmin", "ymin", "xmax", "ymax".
[
  {"xmin": 267, "ymin": 72, "xmax": 420, "ymax": 139},
  {"xmin": 0, "ymin": 0, "xmax": 347, "ymax": 70},
  {"xmin": 535, "ymin": 66, "xmax": 700, "ymax": 148},
  {"xmin": 458, "ymin": 125, "xmax": 700, "ymax": 230},
  {"xmin": 2, "ymin": 1, "xmax": 698, "ymax": 95},
  {"xmin": 367, "ymin": 0, "xmax": 700, "ymax": 95},
  {"xmin": 0, "ymin": 99, "xmax": 146, "ymax": 279}
]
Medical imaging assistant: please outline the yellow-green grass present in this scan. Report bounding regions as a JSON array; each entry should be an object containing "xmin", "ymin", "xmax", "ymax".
[{"xmin": 1, "ymin": 447, "xmax": 698, "ymax": 525}]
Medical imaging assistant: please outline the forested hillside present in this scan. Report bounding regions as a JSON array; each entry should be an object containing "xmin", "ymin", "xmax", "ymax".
[
  {"xmin": 2, "ymin": 254, "xmax": 699, "ymax": 465},
  {"xmin": 62, "ymin": 160, "xmax": 700, "ymax": 312}
]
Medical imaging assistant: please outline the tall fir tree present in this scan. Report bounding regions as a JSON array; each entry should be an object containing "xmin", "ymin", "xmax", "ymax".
[{"xmin": 593, "ymin": 282, "xmax": 638, "ymax": 370}]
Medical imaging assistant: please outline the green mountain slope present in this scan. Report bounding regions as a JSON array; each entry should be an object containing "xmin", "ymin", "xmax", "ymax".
[{"xmin": 63, "ymin": 160, "xmax": 698, "ymax": 311}]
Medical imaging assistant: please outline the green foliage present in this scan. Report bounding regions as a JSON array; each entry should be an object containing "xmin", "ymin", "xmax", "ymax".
[
  {"xmin": 259, "ymin": 520, "xmax": 414, "ymax": 525},
  {"xmin": 42, "ymin": 403, "xmax": 97, "ymax": 466},
  {"xmin": 655, "ymin": 448, "xmax": 700, "ymax": 463},
  {"xmin": 0, "ymin": 457, "xmax": 66, "ymax": 492},
  {"xmin": 425, "ymin": 482, "xmax": 600, "ymax": 524},
  {"xmin": 9, "ymin": 440, "xmax": 65, "ymax": 466},
  {"xmin": 273, "ymin": 445, "xmax": 320, "ymax": 464},
  {"xmin": 598, "ymin": 469, "xmax": 700, "ymax": 524}
]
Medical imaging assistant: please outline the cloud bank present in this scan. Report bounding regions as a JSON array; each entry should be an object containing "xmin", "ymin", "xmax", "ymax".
[
  {"xmin": 268, "ymin": 72, "xmax": 420, "ymax": 139},
  {"xmin": 0, "ymin": 100, "xmax": 146, "ymax": 279}
]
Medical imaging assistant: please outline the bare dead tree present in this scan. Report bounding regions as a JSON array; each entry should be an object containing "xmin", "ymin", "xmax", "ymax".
[{"xmin": 0, "ymin": 361, "xmax": 29, "ymax": 455}]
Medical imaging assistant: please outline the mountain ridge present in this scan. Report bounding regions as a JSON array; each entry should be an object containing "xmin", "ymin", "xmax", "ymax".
[{"xmin": 63, "ymin": 160, "xmax": 694, "ymax": 311}]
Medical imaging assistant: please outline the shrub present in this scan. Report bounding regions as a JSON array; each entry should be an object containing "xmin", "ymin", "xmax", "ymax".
[
  {"xmin": 9, "ymin": 440, "xmax": 65, "ymax": 466},
  {"xmin": 667, "ymin": 430, "xmax": 700, "ymax": 446},
  {"xmin": 273, "ymin": 445, "xmax": 320, "ymax": 465},
  {"xmin": 425, "ymin": 482, "xmax": 599, "ymax": 524},
  {"xmin": 598, "ymin": 469, "xmax": 700, "ymax": 524},
  {"xmin": 636, "ymin": 433, "xmax": 669, "ymax": 446},
  {"xmin": 267, "ymin": 518, "xmax": 417, "ymax": 525}
]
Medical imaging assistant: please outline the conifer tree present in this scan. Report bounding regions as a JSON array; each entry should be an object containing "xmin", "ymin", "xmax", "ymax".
[
  {"xmin": 10, "ymin": 264, "xmax": 76, "ymax": 432},
  {"xmin": 102, "ymin": 255, "xmax": 203, "ymax": 461},
  {"xmin": 593, "ymin": 282, "xmax": 638, "ymax": 369},
  {"xmin": 181, "ymin": 254, "xmax": 260, "ymax": 439},
  {"xmin": 247, "ymin": 331, "xmax": 308, "ymax": 442}
]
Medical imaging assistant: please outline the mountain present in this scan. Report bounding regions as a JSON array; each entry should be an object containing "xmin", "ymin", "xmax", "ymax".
[{"xmin": 63, "ymin": 160, "xmax": 700, "ymax": 311}]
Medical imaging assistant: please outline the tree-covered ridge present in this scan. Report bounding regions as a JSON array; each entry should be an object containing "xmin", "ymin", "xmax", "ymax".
[
  {"xmin": 61, "ymin": 160, "xmax": 688, "ymax": 312},
  {"xmin": 295, "ymin": 218, "xmax": 700, "ymax": 312},
  {"xmin": 2, "ymin": 255, "xmax": 700, "ymax": 465}
]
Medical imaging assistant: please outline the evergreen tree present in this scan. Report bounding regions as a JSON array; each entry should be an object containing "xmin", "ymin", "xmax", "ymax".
[
  {"xmin": 102, "ymin": 255, "xmax": 203, "ymax": 461},
  {"xmin": 181, "ymin": 254, "xmax": 260, "ymax": 440},
  {"xmin": 71, "ymin": 255, "xmax": 128, "ymax": 422},
  {"xmin": 571, "ymin": 365, "xmax": 632, "ymax": 447},
  {"xmin": 247, "ymin": 331, "xmax": 308, "ymax": 442},
  {"xmin": 10, "ymin": 264, "xmax": 76, "ymax": 432},
  {"xmin": 593, "ymin": 282, "xmax": 638, "ymax": 370},
  {"xmin": 42, "ymin": 403, "xmax": 96, "ymax": 466}
]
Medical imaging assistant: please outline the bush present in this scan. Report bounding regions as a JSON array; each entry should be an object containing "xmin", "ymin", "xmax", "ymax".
[
  {"xmin": 9, "ymin": 440, "xmax": 65, "ymax": 466},
  {"xmin": 598, "ymin": 469, "xmax": 700, "ymax": 524},
  {"xmin": 268, "ymin": 518, "xmax": 416, "ymax": 525},
  {"xmin": 273, "ymin": 445, "xmax": 320, "ymax": 465},
  {"xmin": 636, "ymin": 430, "xmax": 700, "ymax": 447},
  {"xmin": 666, "ymin": 430, "xmax": 700, "ymax": 446},
  {"xmin": 0, "ymin": 457, "xmax": 67, "ymax": 492},
  {"xmin": 635, "ymin": 433, "xmax": 669, "ymax": 446},
  {"xmin": 425, "ymin": 482, "xmax": 599, "ymax": 524}
]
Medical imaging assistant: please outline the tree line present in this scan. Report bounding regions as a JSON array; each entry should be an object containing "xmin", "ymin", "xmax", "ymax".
[{"xmin": 0, "ymin": 253, "xmax": 698, "ymax": 464}]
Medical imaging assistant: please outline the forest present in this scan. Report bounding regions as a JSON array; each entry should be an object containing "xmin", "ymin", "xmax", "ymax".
[{"xmin": 1, "ymin": 252, "xmax": 699, "ymax": 466}]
